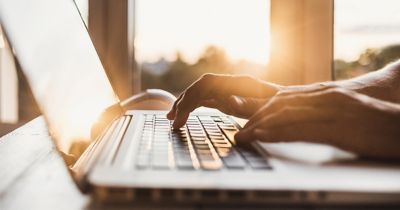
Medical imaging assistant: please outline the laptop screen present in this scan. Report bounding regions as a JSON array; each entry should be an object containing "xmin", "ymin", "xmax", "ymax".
[{"xmin": 0, "ymin": 0, "xmax": 119, "ymax": 153}]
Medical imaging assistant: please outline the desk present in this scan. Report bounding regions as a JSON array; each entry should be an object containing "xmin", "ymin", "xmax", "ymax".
[{"xmin": 0, "ymin": 117, "xmax": 88, "ymax": 210}]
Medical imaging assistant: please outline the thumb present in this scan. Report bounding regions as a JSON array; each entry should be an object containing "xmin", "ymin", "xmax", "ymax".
[{"xmin": 227, "ymin": 96, "xmax": 267, "ymax": 119}]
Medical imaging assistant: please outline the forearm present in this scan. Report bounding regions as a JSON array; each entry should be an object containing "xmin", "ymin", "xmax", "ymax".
[
  {"xmin": 335, "ymin": 61, "xmax": 400, "ymax": 103},
  {"xmin": 286, "ymin": 60, "xmax": 400, "ymax": 103}
]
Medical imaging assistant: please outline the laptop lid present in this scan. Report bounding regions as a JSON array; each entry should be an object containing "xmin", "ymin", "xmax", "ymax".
[{"xmin": 0, "ymin": 0, "xmax": 119, "ymax": 154}]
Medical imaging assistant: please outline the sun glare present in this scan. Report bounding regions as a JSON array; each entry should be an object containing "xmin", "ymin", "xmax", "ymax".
[{"xmin": 135, "ymin": 0, "xmax": 270, "ymax": 65}]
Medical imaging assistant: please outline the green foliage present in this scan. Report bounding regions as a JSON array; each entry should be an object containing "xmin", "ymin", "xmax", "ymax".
[
  {"xmin": 143, "ymin": 44, "xmax": 400, "ymax": 89},
  {"xmin": 335, "ymin": 44, "xmax": 400, "ymax": 80},
  {"xmin": 141, "ymin": 45, "xmax": 265, "ymax": 94}
]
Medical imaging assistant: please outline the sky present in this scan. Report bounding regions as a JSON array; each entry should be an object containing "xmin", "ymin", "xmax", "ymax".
[
  {"xmin": 135, "ymin": 0, "xmax": 270, "ymax": 65},
  {"xmin": 335, "ymin": 0, "xmax": 400, "ymax": 61},
  {"xmin": 74, "ymin": 0, "xmax": 400, "ymax": 64}
]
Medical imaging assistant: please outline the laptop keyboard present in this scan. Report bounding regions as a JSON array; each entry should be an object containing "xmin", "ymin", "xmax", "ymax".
[{"xmin": 135, "ymin": 114, "xmax": 271, "ymax": 170}]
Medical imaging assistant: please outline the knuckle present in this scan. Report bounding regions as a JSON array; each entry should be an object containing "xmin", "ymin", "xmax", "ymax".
[
  {"xmin": 320, "ymin": 83, "xmax": 338, "ymax": 89},
  {"xmin": 200, "ymin": 73, "xmax": 216, "ymax": 82},
  {"xmin": 275, "ymin": 90, "xmax": 293, "ymax": 97},
  {"xmin": 191, "ymin": 73, "xmax": 218, "ymax": 92}
]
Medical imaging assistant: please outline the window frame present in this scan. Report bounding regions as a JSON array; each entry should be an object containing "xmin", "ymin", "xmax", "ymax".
[
  {"xmin": 268, "ymin": 0, "xmax": 333, "ymax": 85},
  {"xmin": 88, "ymin": 0, "xmax": 334, "ymax": 97},
  {"xmin": 0, "ymin": 27, "xmax": 18, "ymax": 123}
]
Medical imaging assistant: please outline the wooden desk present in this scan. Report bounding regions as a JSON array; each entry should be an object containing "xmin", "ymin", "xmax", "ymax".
[{"xmin": 0, "ymin": 117, "xmax": 89, "ymax": 210}]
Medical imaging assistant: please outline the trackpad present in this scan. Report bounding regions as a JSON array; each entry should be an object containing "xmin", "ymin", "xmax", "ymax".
[{"xmin": 259, "ymin": 142, "xmax": 356, "ymax": 164}]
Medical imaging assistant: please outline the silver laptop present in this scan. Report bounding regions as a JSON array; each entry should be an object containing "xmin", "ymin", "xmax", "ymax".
[{"xmin": 1, "ymin": 0, "xmax": 400, "ymax": 206}]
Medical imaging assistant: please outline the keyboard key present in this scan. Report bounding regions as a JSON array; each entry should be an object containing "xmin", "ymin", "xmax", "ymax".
[
  {"xmin": 248, "ymin": 159, "xmax": 271, "ymax": 170},
  {"xmin": 220, "ymin": 128, "xmax": 238, "ymax": 145},
  {"xmin": 210, "ymin": 140, "xmax": 227, "ymax": 145},
  {"xmin": 191, "ymin": 137, "xmax": 206, "ymax": 141},
  {"xmin": 152, "ymin": 161, "xmax": 170, "ymax": 169},
  {"xmin": 175, "ymin": 159, "xmax": 194, "ymax": 169},
  {"xmin": 213, "ymin": 143, "xmax": 232, "ymax": 148},
  {"xmin": 152, "ymin": 156, "xmax": 170, "ymax": 169},
  {"xmin": 193, "ymin": 144, "xmax": 210, "ymax": 150},
  {"xmin": 199, "ymin": 159, "xmax": 223, "ymax": 170},
  {"xmin": 136, "ymin": 156, "xmax": 150, "ymax": 169},
  {"xmin": 219, "ymin": 125, "xmax": 237, "ymax": 131},
  {"xmin": 190, "ymin": 133, "xmax": 207, "ymax": 138},
  {"xmin": 135, "ymin": 114, "xmax": 271, "ymax": 171},
  {"xmin": 222, "ymin": 155, "xmax": 246, "ymax": 169}
]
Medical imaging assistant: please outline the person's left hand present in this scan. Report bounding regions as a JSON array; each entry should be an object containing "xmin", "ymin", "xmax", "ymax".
[{"xmin": 235, "ymin": 87, "xmax": 400, "ymax": 160}]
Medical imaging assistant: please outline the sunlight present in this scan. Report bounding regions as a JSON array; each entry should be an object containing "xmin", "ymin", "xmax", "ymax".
[
  {"xmin": 135, "ymin": 0, "xmax": 270, "ymax": 65},
  {"xmin": 335, "ymin": 0, "xmax": 400, "ymax": 61}
]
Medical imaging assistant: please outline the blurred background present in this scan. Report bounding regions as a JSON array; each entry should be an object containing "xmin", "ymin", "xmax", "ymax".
[{"xmin": 1, "ymin": 0, "xmax": 400, "ymax": 136}]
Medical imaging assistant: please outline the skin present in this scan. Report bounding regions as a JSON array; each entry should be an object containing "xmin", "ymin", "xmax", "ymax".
[{"xmin": 167, "ymin": 60, "xmax": 400, "ymax": 160}]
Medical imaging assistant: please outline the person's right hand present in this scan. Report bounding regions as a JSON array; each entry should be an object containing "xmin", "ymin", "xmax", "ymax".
[
  {"xmin": 167, "ymin": 73, "xmax": 282, "ymax": 129},
  {"xmin": 235, "ymin": 87, "xmax": 400, "ymax": 159}
]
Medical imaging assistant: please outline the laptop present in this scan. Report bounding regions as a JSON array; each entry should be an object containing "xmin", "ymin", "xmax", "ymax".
[{"xmin": 1, "ymin": 0, "xmax": 400, "ymax": 207}]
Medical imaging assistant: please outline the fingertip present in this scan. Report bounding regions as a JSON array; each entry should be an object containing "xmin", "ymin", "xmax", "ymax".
[
  {"xmin": 252, "ymin": 129, "xmax": 275, "ymax": 143},
  {"xmin": 172, "ymin": 120, "xmax": 185, "ymax": 129},
  {"xmin": 172, "ymin": 122, "xmax": 180, "ymax": 129},
  {"xmin": 166, "ymin": 110, "xmax": 175, "ymax": 120},
  {"xmin": 234, "ymin": 129, "xmax": 250, "ymax": 143},
  {"xmin": 172, "ymin": 112, "xmax": 189, "ymax": 129}
]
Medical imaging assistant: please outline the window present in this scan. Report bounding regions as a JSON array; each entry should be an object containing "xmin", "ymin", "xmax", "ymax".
[
  {"xmin": 75, "ymin": 0, "xmax": 89, "ymax": 25},
  {"xmin": 0, "ymin": 28, "xmax": 18, "ymax": 124},
  {"xmin": 334, "ymin": 0, "xmax": 400, "ymax": 80},
  {"xmin": 135, "ymin": 0, "xmax": 270, "ymax": 94},
  {"xmin": 83, "ymin": 0, "xmax": 334, "ymax": 97}
]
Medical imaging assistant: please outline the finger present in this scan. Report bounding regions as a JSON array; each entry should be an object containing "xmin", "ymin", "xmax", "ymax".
[
  {"xmin": 171, "ymin": 75, "xmax": 215, "ymax": 128},
  {"xmin": 199, "ymin": 97, "xmax": 251, "ymax": 117},
  {"xmin": 244, "ymin": 88, "xmax": 343, "ymax": 128},
  {"xmin": 197, "ymin": 74, "xmax": 280, "ymax": 98},
  {"xmin": 225, "ymin": 96, "xmax": 269, "ymax": 118},
  {"xmin": 167, "ymin": 93, "xmax": 184, "ymax": 120},
  {"xmin": 247, "ymin": 84, "xmax": 336, "ymax": 126},
  {"xmin": 199, "ymin": 99, "xmax": 229, "ymax": 113},
  {"xmin": 173, "ymin": 108, "xmax": 190, "ymax": 129},
  {"xmin": 173, "ymin": 74, "xmax": 280, "ymax": 127},
  {"xmin": 199, "ymin": 96, "xmax": 268, "ymax": 118},
  {"xmin": 244, "ymin": 95, "xmax": 299, "ymax": 129},
  {"xmin": 236, "ymin": 106, "xmax": 335, "ymax": 144},
  {"xmin": 173, "ymin": 95, "xmax": 244, "ymax": 128}
]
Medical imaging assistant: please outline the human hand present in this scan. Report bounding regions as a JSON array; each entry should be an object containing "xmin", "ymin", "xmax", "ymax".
[
  {"xmin": 235, "ymin": 87, "xmax": 400, "ymax": 160},
  {"xmin": 167, "ymin": 74, "xmax": 282, "ymax": 128}
]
